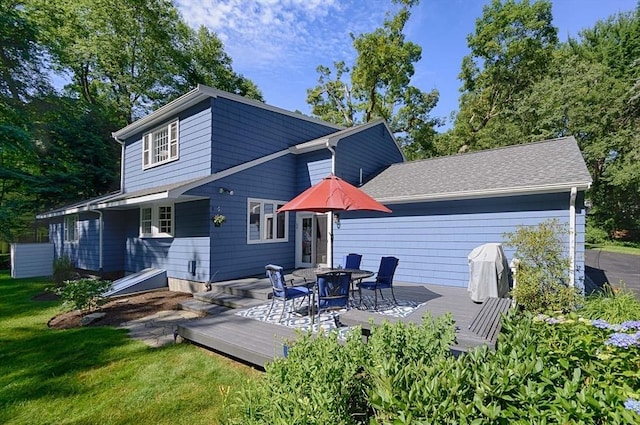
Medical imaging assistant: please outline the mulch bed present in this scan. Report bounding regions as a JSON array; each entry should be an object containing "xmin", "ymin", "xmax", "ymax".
[{"xmin": 40, "ymin": 290, "xmax": 193, "ymax": 329}]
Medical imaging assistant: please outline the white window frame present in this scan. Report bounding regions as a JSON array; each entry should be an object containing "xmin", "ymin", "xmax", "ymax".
[
  {"xmin": 64, "ymin": 214, "xmax": 78, "ymax": 242},
  {"xmin": 142, "ymin": 120, "xmax": 179, "ymax": 169},
  {"xmin": 139, "ymin": 204, "xmax": 174, "ymax": 238},
  {"xmin": 247, "ymin": 198, "xmax": 289, "ymax": 244}
]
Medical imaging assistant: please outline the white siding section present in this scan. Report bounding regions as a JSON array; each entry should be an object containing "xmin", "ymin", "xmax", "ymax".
[{"xmin": 11, "ymin": 243, "xmax": 54, "ymax": 278}]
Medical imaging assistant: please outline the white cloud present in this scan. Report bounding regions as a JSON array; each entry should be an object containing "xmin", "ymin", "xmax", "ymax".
[{"xmin": 174, "ymin": 0, "xmax": 389, "ymax": 72}]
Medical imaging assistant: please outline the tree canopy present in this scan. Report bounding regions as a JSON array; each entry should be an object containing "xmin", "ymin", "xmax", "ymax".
[
  {"xmin": 306, "ymin": 0, "xmax": 442, "ymax": 159},
  {"xmin": 1, "ymin": 0, "xmax": 261, "ymax": 242},
  {"xmin": 444, "ymin": 0, "xmax": 640, "ymax": 237}
]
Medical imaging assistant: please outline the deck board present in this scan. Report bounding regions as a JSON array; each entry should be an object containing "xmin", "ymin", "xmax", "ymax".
[{"xmin": 178, "ymin": 278, "xmax": 512, "ymax": 368}]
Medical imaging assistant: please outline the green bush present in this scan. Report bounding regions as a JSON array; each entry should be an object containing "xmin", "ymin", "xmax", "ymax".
[
  {"xmin": 53, "ymin": 278, "xmax": 112, "ymax": 313},
  {"xmin": 586, "ymin": 222, "xmax": 610, "ymax": 244},
  {"xmin": 232, "ymin": 310, "xmax": 640, "ymax": 424},
  {"xmin": 504, "ymin": 219, "xmax": 582, "ymax": 313},
  {"xmin": 53, "ymin": 256, "xmax": 75, "ymax": 284},
  {"xmin": 232, "ymin": 314, "xmax": 456, "ymax": 425},
  {"xmin": 579, "ymin": 284, "xmax": 640, "ymax": 323},
  {"xmin": 368, "ymin": 312, "xmax": 639, "ymax": 424}
]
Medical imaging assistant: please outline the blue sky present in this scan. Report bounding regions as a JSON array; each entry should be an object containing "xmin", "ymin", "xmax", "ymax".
[{"xmin": 174, "ymin": 0, "xmax": 637, "ymax": 129}]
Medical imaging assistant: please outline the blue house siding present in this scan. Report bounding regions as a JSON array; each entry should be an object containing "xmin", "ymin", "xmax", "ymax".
[
  {"xmin": 123, "ymin": 200, "xmax": 211, "ymax": 281},
  {"xmin": 295, "ymin": 150, "xmax": 333, "ymax": 192},
  {"xmin": 123, "ymin": 100, "xmax": 212, "ymax": 192},
  {"xmin": 335, "ymin": 123, "xmax": 404, "ymax": 185},
  {"xmin": 186, "ymin": 155, "xmax": 300, "ymax": 281},
  {"xmin": 333, "ymin": 192, "xmax": 587, "ymax": 289},
  {"xmin": 211, "ymin": 97, "xmax": 337, "ymax": 173}
]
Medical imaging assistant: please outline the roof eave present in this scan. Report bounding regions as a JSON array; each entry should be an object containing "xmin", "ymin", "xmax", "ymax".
[{"xmin": 373, "ymin": 182, "xmax": 592, "ymax": 204}]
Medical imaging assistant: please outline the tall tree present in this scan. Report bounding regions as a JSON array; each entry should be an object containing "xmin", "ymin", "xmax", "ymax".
[
  {"xmin": 447, "ymin": 0, "xmax": 558, "ymax": 153},
  {"xmin": 26, "ymin": 0, "xmax": 262, "ymax": 124},
  {"xmin": 0, "ymin": 0, "xmax": 51, "ymax": 241},
  {"xmin": 307, "ymin": 0, "xmax": 441, "ymax": 159}
]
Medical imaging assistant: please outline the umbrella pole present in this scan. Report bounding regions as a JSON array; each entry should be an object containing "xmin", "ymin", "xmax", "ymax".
[{"xmin": 328, "ymin": 211, "xmax": 334, "ymax": 268}]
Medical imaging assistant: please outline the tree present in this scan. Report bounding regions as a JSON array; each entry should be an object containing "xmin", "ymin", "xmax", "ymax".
[
  {"xmin": 0, "ymin": 0, "xmax": 51, "ymax": 241},
  {"xmin": 446, "ymin": 0, "xmax": 558, "ymax": 153},
  {"xmin": 171, "ymin": 25, "xmax": 262, "ymax": 102},
  {"xmin": 26, "ymin": 0, "xmax": 262, "ymax": 124},
  {"xmin": 306, "ymin": 0, "xmax": 441, "ymax": 159}
]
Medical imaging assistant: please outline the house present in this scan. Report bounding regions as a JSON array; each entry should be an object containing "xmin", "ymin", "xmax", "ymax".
[
  {"xmin": 334, "ymin": 137, "xmax": 592, "ymax": 288},
  {"xmin": 37, "ymin": 84, "xmax": 592, "ymax": 291}
]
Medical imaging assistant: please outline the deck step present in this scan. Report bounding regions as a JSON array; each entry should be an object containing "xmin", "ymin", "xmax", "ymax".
[
  {"xmin": 209, "ymin": 279, "xmax": 272, "ymax": 300},
  {"xmin": 193, "ymin": 290, "xmax": 268, "ymax": 309},
  {"xmin": 179, "ymin": 299, "xmax": 232, "ymax": 316}
]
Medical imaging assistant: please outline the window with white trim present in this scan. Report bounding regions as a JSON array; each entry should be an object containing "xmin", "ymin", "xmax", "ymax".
[
  {"xmin": 64, "ymin": 215, "xmax": 78, "ymax": 242},
  {"xmin": 142, "ymin": 120, "xmax": 179, "ymax": 168},
  {"xmin": 247, "ymin": 198, "xmax": 288, "ymax": 243},
  {"xmin": 140, "ymin": 205, "xmax": 174, "ymax": 238}
]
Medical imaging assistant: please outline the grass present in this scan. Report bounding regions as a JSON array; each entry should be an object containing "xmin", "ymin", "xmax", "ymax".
[
  {"xmin": 587, "ymin": 243, "xmax": 640, "ymax": 256},
  {"xmin": 0, "ymin": 271, "xmax": 261, "ymax": 425}
]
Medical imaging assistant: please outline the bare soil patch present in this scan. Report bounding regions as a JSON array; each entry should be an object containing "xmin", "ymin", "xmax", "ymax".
[{"xmin": 46, "ymin": 290, "xmax": 193, "ymax": 329}]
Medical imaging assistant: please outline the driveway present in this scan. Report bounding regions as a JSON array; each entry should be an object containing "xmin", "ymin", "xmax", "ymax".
[{"xmin": 585, "ymin": 249, "xmax": 640, "ymax": 297}]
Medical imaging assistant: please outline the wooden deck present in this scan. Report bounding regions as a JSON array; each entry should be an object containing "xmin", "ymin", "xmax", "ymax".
[{"xmin": 178, "ymin": 277, "xmax": 512, "ymax": 369}]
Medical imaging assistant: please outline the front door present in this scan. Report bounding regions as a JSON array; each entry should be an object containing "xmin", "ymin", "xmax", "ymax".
[{"xmin": 295, "ymin": 213, "xmax": 329, "ymax": 268}]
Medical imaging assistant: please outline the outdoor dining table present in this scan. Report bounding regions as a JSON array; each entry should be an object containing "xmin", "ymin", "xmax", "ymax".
[{"xmin": 292, "ymin": 268, "xmax": 374, "ymax": 324}]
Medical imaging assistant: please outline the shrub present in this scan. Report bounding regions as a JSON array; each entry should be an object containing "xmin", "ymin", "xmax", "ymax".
[
  {"xmin": 579, "ymin": 284, "xmax": 640, "ymax": 323},
  {"xmin": 232, "ymin": 314, "xmax": 456, "ymax": 425},
  {"xmin": 504, "ymin": 219, "xmax": 582, "ymax": 313},
  {"xmin": 586, "ymin": 222, "xmax": 610, "ymax": 244},
  {"xmin": 53, "ymin": 278, "xmax": 112, "ymax": 313},
  {"xmin": 52, "ymin": 256, "xmax": 75, "ymax": 284}
]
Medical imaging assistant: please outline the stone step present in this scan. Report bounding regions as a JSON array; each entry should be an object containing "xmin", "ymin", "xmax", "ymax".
[
  {"xmin": 193, "ymin": 290, "xmax": 268, "ymax": 309},
  {"xmin": 179, "ymin": 299, "xmax": 232, "ymax": 316},
  {"xmin": 209, "ymin": 279, "xmax": 273, "ymax": 300}
]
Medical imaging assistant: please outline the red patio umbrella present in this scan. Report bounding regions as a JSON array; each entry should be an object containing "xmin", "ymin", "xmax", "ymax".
[
  {"xmin": 277, "ymin": 174, "xmax": 392, "ymax": 214},
  {"xmin": 277, "ymin": 174, "xmax": 391, "ymax": 268}
]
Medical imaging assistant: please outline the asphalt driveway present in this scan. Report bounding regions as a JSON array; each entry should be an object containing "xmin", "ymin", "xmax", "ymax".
[{"xmin": 585, "ymin": 249, "xmax": 640, "ymax": 297}]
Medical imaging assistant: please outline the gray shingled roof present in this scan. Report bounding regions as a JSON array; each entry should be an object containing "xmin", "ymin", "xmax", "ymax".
[{"xmin": 361, "ymin": 136, "xmax": 592, "ymax": 203}]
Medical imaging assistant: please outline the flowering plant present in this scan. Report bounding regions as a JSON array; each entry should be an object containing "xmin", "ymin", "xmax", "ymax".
[{"xmin": 212, "ymin": 214, "xmax": 226, "ymax": 227}]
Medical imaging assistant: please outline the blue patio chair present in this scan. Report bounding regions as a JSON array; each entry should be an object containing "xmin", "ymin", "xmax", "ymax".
[
  {"xmin": 265, "ymin": 264, "xmax": 311, "ymax": 322},
  {"xmin": 342, "ymin": 253, "xmax": 362, "ymax": 270},
  {"xmin": 358, "ymin": 256, "xmax": 399, "ymax": 310},
  {"xmin": 316, "ymin": 270, "xmax": 352, "ymax": 323}
]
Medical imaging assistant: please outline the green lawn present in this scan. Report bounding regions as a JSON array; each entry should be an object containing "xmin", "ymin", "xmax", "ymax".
[
  {"xmin": 0, "ymin": 271, "xmax": 260, "ymax": 425},
  {"xmin": 587, "ymin": 243, "xmax": 640, "ymax": 256}
]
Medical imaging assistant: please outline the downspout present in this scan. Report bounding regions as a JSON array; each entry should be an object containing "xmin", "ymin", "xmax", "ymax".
[
  {"xmin": 569, "ymin": 187, "xmax": 577, "ymax": 287},
  {"xmin": 326, "ymin": 141, "xmax": 336, "ymax": 267}
]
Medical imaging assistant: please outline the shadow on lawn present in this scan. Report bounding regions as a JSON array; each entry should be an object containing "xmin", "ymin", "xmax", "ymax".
[{"xmin": 0, "ymin": 272, "xmax": 146, "ymax": 413}]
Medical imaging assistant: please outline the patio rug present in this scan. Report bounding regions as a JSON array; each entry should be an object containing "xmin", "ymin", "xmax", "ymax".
[{"xmin": 235, "ymin": 295, "xmax": 424, "ymax": 336}]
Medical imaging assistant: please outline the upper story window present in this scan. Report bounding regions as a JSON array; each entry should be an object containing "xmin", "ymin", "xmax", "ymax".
[
  {"xmin": 142, "ymin": 120, "xmax": 179, "ymax": 169},
  {"xmin": 140, "ymin": 204, "xmax": 173, "ymax": 238},
  {"xmin": 247, "ymin": 198, "xmax": 288, "ymax": 244},
  {"xmin": 64, "ymin": 215, "xmax": 78, "ymax": 242}
]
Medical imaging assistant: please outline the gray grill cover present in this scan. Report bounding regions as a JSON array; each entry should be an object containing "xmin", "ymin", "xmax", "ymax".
[{"xmin": 467, "ymin": 243, "xmax": 510, "ymax": 302}]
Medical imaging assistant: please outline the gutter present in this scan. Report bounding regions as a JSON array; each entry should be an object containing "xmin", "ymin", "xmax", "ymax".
[{"xmin": 569, "ymin": 187, "xmax": 577, "ymax": 287}]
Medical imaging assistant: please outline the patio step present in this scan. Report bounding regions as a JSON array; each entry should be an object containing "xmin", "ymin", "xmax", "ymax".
[
  {"xmin": 193, "ymin": 290, "xmax": 268, "ymax": 309},
  {"xmin": 179, "ymin": 299, "xmax": 232, "ymax": 316},
  {"xmin": 209, "ymin": 278, "xmax": 272, "ymax": 300}
]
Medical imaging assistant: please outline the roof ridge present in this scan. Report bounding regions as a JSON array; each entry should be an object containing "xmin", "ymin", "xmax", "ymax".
[{"xmin": 389, "ymin": 136, "xmax": 576, "ymax": 168}]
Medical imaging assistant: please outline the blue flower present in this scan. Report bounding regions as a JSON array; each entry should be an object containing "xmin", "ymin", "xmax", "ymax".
[
  {"xmin": 624, "ymin": 398, "xmax": 640, "ymax": 415},
  {"xmin": 605, "ymin": 332, "xmax": 640, "ymax": 348},
  {"xmin": 620, "ymin": 321, "xmax": 640, "ymax": 331},
  {"xmin": 591, "ymin": 319, "xmax": 611, "ymax": 329}
]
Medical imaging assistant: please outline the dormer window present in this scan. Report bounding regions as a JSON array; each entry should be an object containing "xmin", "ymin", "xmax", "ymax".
[{"xmin": 142, "ymin": 120, "xmax": 179, "ymax": 169}]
